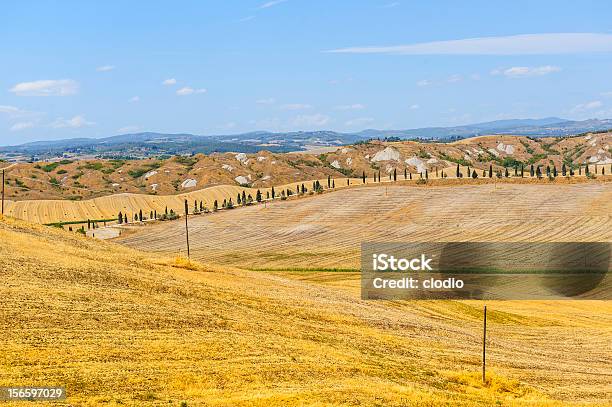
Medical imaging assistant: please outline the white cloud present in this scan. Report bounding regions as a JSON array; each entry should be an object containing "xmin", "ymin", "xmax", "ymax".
[
  {"xmin": 129, "ymin": 96, "xmax": 140, "ymax": 103},
  {"xmin": 9, "ymin": 79, "xmax": 78, "ymax": 96},
  {"xmin": 291, "ymin": 114, "xmax": 330, "ymax": 127},
  {"xmin": 162, "ymin": 78, "xmax": 177, "ymax": 86},
  {"xmin": 327, "ymin": 33, "xmax": 612, "ymax": 55},
  {"xmin": 447, "ymin": 74, "xmax": 462, "ymax": 83},
  {"xmin": 176, "ymin": 87, "xmax": 207, "ymax": 96},
  {"xmin": 382, "ymin": 2, "xmax": 400, "ymax": 8},
  {"xmin": 409, "ymin": 104, "xmax": 420, "ymax": 110},
  {"xmin": 259, "ymin": 0, "xmax": 287, "ymax": 9},
  {"xmin": 117, "ymin": 125, "xmax": 141, "ymax": 133},
  {"xmin": 10, "ymin": 121, "xmax": 35, "ymax": 131},
  {"xmin": 571, "ymin": 100, "xmax": 603, "ymax": 114},
  {"xmin": 345, "ymin": 117, "xmax": 374, "ymax": 127},
  {"xmin": 96, "ymin": 65, "xmax": 115, "ymax": 72},
  {"xmin": 492, "ymin": 65, "xmax": 561, "ymax": 78},
  {"xmin": 238, "ymin": 15, "xmax": 255, "ymax": 22},
  {"xmin": 0, "ymin": 105, "xmax": 32, "ymax": 117},
  {"xmin": 280, "ymin": 103, "xmax": 312, "ymax": 110},
  {"xmin": 334, "ymin": 103, "xmax": 365, "ymax": 110},
  {"xmin": 416, "ymin": 79, "xmax": 432, "ymax": 87},
  {"xmin": 601, "ymin": 91, "xmax": 612, "ymax": 97},
  {"xmin": 51, "ymin": 115, "xmax": 95, "ymax": 129},
  {"xmin": 256, "ymin": 98, "xmax": 276, "ymax": 105}
]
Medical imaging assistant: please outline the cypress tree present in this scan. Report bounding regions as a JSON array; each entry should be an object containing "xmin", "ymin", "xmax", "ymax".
[
  {"xmin": 536, "ymin": 166, "xmax": 542, "ymax": 178},
  {"xmin": 267, "ymin": 191, "xmax": 270, "ymax": 199},
  {"xmin": 347, "ymin": 178, "xmax": 349, "ymax": 186},
  {"xmin": 256, "ymin": 189, "xmax": 262, "ymax": 202},
  {"xmin": 393, "ymin": 168, "xmax": 397, "ymax": 181},
  {"xmin": 521, "ymin": 164, "xmax": 524, "ymax": 177},
  {"xmin": 553, "ymin": 166, "xmax": 557, "ymax": 177},
  {"xmin": 242, "ymin": 190, "xmax": 246, "ymax": 205},
  {"xmin": 214, "ymin": 200, "xmax": 218, "ymax": 210},
  {"xmin": 562, "ymin": 163, "xmax": 567, "ymax": 176},
  {"xmin": 514, "ymin": 166, "xmax": 518, "ymax": 176},
  {"xmin": 362, "ymin": 171, "xmax": 366, "ymax": 183},
  {"xmin": 200, "ymin": 201, "xmax": 203, "ymax": 211},
  {"xmin": 435, "ymin": 167, "xmax": 438, "ymax": 178},
  {"xmin": 505, "ymin": 167, "xmax": 509, "ymax": 178},
  {"xmin": 165, "ymin": 206, "xmax": 168, "ymax": 215},
  {"xmin": 425, "ymin": 169, "xmax": 428, "ymax": 179},
  {"xmin": 124, "ymin": 214, "xmax": 128, "ymax": 223},
  {"xmin": 150, "ymin": 210, "xmax": 153, "ymax": 219},
  {"xmin": 489, "ymin": 164, "xmax": 493, "ymax": 178},
  {"xmin": 482, "ymin": 169, "xmax": 486, "ymax": 177},
  {"xmin": 585, "ymin": 164, "xmax": 590, "ymax": 175},
  {"xmin": 456, "ymin": 164, "xmax": 460, "ymax": 178},
  {"xmin": 301, "ymin": 183, "xmax": 305, "ymax": 194},
  {"xmin": 472, "ymin": 169, "xmax": 478, "ymax": 179},
  {"xmin": 409, "ymin": 172, "xmax": 412, "ymax": 180},
  {"xmin": 327, "ymin": 175, "xmax": 331, "ymax": 188},
  {"xmin": 154, "ymin": 210, "xmax": 157, "ymax": 219},
  {"xmin": 546, "ymin": 165, "xmax": 550, "ymax": 177},
  {"xmin": 530, "ymin": 165, "xmax": 535, "ymax": 177},
  {"xmin": 579, "ymin": 166, "xmax": 582, "ymax": 175},
  {"xmin": 237, "ymin": 193, "xmax": 241, "ymax": 205},
  {"xmin": 139, "ymin": 209, "xmax": 143, "ymax": 221},
  {"xmin": 332, "ymin": 180, "xmax": 335, "ymax": 188},
  {"xmin": 271, "ymin": 186, "xmax": 275, "ymax": 198},
  {"xmin": 118, "ymin": 211, "xmax": 123, "ymax": 224},
  {"xmin": 404, "ymin": 168, "xmax": 407, "ymax": 180},
  {"xmin": 87, "ymin": 219, "xmax": 91, "ymax": 229},
  {"xmin": 378, "ymin": 171, "xmax": 381, "ymax": 182}
]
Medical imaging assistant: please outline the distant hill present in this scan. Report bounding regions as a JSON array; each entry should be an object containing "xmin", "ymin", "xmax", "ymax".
[
  {"xmin": 2, "ymin": 118, "xmax": 612, "ymax": 161},
  {"xmin": 2, "ymin": 133, "xmax": 611, "ymax": 203}
]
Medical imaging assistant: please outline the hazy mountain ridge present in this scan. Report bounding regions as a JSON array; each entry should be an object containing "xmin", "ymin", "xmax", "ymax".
[{"xmin": 2, "ymin": 118, "xmax": 612, "ymax": 161}]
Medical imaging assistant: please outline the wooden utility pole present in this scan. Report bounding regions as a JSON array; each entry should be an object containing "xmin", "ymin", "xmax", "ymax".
[
  {"xmin": 184, "ymin": 199, "xmax": 190, "ymax": 259},
  {"xmin": 482, "ymin": 305, "xmax": 487, "ymax": 383},
  {"xmin": 1, "ymin": 169, "xmax": 4, "ymax": 216}
]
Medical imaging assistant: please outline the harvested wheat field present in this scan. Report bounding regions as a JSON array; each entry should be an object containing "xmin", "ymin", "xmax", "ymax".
[
  {"xmin": 2, "ymin": 178, "xmax": 358, "ymax": 224},
  {"xmin": 1, "ymin": 216, "xmax": 611, "ymax": 406},
  {"xmin": 118, "ymin": 182, "xmax": 612, "ymax": 269}
]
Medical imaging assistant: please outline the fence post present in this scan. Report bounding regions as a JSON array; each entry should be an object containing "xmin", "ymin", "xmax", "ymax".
[
  {"xmin": 482, "ymin": 305, "xmax": 487, "ymax": 383},
  {"xmin": 184, "ymin": 199, "xmax": 190, "ymax": 259},
  {"xmin": 1, "ymin": 169, "xmax": 4, "ymax": 216}
]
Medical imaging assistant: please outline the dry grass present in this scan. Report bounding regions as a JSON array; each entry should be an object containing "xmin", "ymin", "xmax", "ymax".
[{"xmin": 2, "ymin": 216, "xmax": 603, "ymax": 406}]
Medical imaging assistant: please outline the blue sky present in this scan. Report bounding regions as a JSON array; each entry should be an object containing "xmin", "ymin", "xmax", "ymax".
[{"xmin": 2, "ymin": 0, "xmax": 612, "ymax": 145}]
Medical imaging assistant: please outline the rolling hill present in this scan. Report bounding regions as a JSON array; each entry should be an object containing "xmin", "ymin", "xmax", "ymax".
[
  {"xmin": 2, "ymin": 133, "xmax": 611, "ymax": 204},
  {"xmin": 1, "ymin": 207, "xmax": 611, "ymax": 405}
]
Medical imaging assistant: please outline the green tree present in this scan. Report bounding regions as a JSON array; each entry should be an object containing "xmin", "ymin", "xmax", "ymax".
[{"xmin": 118, "ymin": 211, "xmax": 123, "ymax": 224}]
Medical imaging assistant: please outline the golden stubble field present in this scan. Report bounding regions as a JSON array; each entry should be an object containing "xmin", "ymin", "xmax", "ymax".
[{"xmin": 1, "ymin": 181, "xmax": 611, "ymax": 406}]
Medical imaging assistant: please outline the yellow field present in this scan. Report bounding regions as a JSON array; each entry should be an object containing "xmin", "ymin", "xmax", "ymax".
[
  {"xmin": 3, "ymin": 178, "xmax": 357, "ymax": 224},
  {"xmin": 117, "ymin": 182, "xmax": 612, "ymax": 269},
  {"xmin": 3, "ymin": 171, "xmax": 607, "ymax": 225},
  {"xmin": 1, "ymin": 215, "xmax": 611, "ymax": 406}
]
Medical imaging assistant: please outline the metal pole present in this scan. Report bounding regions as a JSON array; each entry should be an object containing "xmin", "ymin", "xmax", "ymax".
[
  {"xmin": 184, "ymin": 199, "xmax": 190, "ymax": 259},
  {"xmin": 1, "ymin": 169, "xmax": 4, "ymax": 216},
  {"xmin": 482, "ymin": 305, "xmax": 487, "ymax": 383}
]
